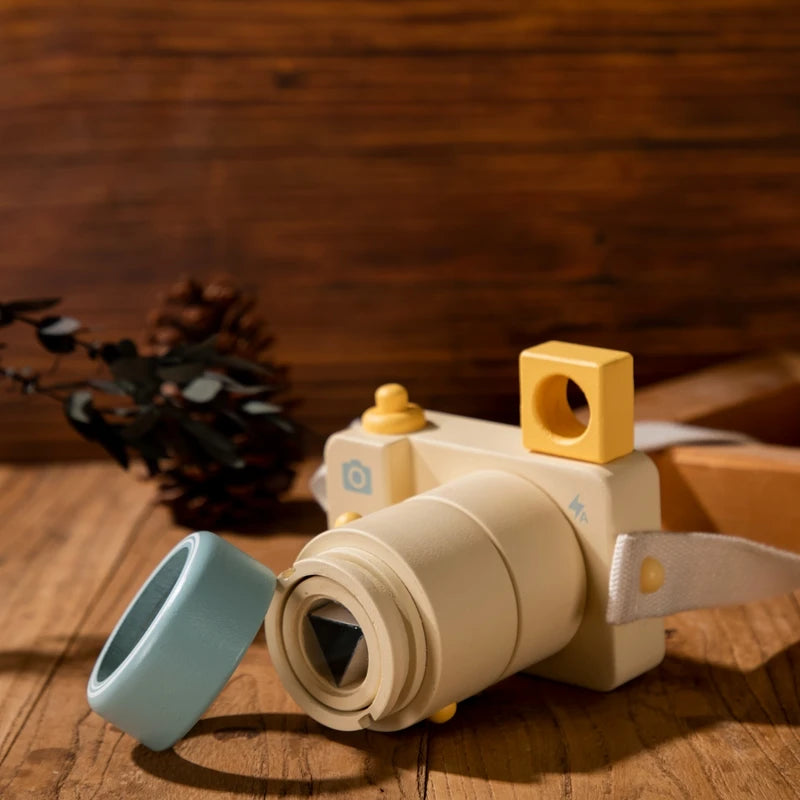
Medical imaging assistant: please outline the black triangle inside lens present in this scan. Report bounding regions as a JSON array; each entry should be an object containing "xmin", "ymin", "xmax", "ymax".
[{"xmin": 308, "ymin": 613, "xmax": 364, "ymax": 687}]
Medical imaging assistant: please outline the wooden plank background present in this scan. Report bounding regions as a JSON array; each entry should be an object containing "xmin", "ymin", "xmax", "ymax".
[{"xmin": 2, "ymin": 0, "xmax": 800, "ymax": 460}]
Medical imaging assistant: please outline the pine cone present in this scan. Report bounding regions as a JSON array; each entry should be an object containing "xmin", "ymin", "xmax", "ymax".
[
  {"xmin": 142, "ymin": 275, "xmax": 302, "ymax": 530},
  {"xmin": 145, "ymin": 275, "xmax": 273, "ymax": 362}
]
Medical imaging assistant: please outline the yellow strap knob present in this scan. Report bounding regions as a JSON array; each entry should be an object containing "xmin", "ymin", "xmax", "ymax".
[
  {"xmin": 639, "ymin": 556, "xmax": 665, "ymax": 594},
  {"xmin": 361, "ymin": 383, "xmax": 426, "ymax": 435}
]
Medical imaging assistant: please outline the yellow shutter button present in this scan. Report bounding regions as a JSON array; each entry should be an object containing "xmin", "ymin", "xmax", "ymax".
[{"xmin": 361, "ymin": 383, "xmax": 427, "ymax": 435}]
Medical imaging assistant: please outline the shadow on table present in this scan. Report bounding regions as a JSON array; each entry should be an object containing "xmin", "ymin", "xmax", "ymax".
[
  {"xmin": 226, "ymin": 499, "xmax": 327, "ymax": 537},
  {"xmin": 0, "ymin": 635, "xmax": 109, "ymax": 674},
  {"xmin": 132, "ymin": 711, "xmax": 422, "ymax": 795},
  {"xmin": 132, "ymin": 641, "xmax": 800, "ymax": 794}
]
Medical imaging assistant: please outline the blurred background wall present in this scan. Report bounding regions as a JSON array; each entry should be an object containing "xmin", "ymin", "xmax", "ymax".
[{"xmin": 2, "ymin": 0, "xmax": 799, "ymax": 460}]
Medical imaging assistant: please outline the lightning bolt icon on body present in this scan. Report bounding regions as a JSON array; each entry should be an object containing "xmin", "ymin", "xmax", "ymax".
[{"xmin": 569, "ymin": 494, "xmax": 589, "ymax": 524}]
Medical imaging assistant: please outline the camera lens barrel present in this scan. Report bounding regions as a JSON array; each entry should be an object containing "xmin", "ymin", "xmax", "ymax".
[{"xmin": 265, "ymin": 469, "xmax": 586, "ymax": 731}]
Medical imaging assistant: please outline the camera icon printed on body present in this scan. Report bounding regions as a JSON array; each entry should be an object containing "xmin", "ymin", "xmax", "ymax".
[{"xmin": 341, "ymin": 459, "xmax": 372, "ymax": 494}]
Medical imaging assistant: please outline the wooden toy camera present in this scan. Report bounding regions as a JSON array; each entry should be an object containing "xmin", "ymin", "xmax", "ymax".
[{"xmin": 265, "ymin": 341, "xmax": 664, "ymax": 732}]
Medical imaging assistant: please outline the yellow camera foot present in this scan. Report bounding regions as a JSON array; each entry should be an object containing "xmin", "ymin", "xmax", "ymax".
[
  {"xmin": 333, "ymin": 510, "xmax": 362, "ymax": 528},
  {"xmin": 428, "ymin": 703, "xmax": 457, "ymax": 724}
]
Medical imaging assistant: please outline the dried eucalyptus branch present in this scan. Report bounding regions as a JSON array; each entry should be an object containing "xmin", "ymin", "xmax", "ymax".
[{"xmin": 0, "ymin": 293, "xmax": 302, "ymax": 528}]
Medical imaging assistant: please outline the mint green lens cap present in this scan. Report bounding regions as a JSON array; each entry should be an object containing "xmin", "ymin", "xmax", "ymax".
[{"xmin": 87, "ymin": 531, "xmax": 276, "ymax": 751}]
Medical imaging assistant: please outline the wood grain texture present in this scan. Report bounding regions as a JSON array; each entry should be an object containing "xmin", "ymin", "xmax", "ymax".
[
  {"xmin": 0, "ymin": 463, "xmax": 154, "ymax": 762},
  {"xmin": 2, "ymin": 0, "xmax": 800, "ymax": 461},
  {"xmin": 2, "ymin": 460, "xmax": 800, "ymax": 798}
]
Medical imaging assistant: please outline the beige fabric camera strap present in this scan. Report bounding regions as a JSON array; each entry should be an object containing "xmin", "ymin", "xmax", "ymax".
[
  {"xmin": 607, "ymin": 422, "xmax": 796, "ymax": 624},
  {"xmin": 630, "ymin": 420, "xmax": 754, "ymax": 450},
  {"xmin": 607, "ymin": 531, "xmax": 800, "ymax": 625}
]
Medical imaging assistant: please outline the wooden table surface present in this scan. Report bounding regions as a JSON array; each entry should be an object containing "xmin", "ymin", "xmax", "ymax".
[{"xmin": 2, "ymin": 459, "xmax": 800, "ymax": 799}]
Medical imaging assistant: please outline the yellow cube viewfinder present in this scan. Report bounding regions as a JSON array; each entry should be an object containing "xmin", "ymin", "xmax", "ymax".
[{"xmin": 519, "ymin": 341, "xmax": 634, "ymax": 464}]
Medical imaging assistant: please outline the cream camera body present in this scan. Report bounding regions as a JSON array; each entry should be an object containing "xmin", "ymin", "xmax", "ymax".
[{"xmin": 265, "ymin": 342, "xmax": 664, "ymax": 732}]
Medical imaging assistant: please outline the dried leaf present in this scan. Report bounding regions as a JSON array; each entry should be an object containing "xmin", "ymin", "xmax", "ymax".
[
  {"xmin": 0, "ymin": 297, "xmax": 61, "ymax": 326},
  {"xmin": 204, "ymin": 352, "xmax": 273, "ymax": 376},
  {"xmin": 241, "ymin": 400, "xmax": 282, "ymax": 415},
  {"xmin": 107, "ymin": 406, "xmax": 141, "ymax": 417},
  {"xmin": 8, "ymin": 298, "xmax": 61, "ymax": 312},
  {"xmin": 178, "ymin": 416, "xmax": 245, "ymax": 468},
  {"xmin": 108, "ymin": 354, "xmax": 160, "ymax": 402},
  {"xmin": 156, "ymin": 361, "xmax": 205, "ymax": 384},
  {"xmin": 132, "ymin": 435, "xmax": 168, "ymax": 476},
  {"xmin": 182, "ymin": 376, "xmax": 223, "ymax": 403},
  {"xmin": 161, "ymin": 420, "xmax": 203, "ymax": 465},
  {"xmin": 100, "ymin": 339, "xmax": 139, "ymax": 365},
  {"xmin": 65, "ymin": 391, "xmax": 93, "ymax": 425},
  {"xmin": 36, "ymin": 316, "xmax": 78, "ymax": 353},
  {"xmin": 268, "ymin": 416, "xmax": 296, "ymax": 434},
  {"xmin": 88, "ymin": 378, "xmax": 128, "ymax": 396},
  {"xmin": 63, "ymin": 391, "xmax": 129, "ymax": 467},
  {"xmin": 120, "ymin": 406, "xmax": 162, "ymax": 441},
  {"xmin": 39, "ymin": 316, "xmax": 81, "ymax": 336},
  {"xmin": 117, "ymin": 339, "xmax": 138, "ymax": 358},
  {"xmin": 34, "ymin": 378, "xmax": 87, "ymax": 392},
  {"xmin": 209, "ymin": 372, "xmax": 273, "ymax": 395}
]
